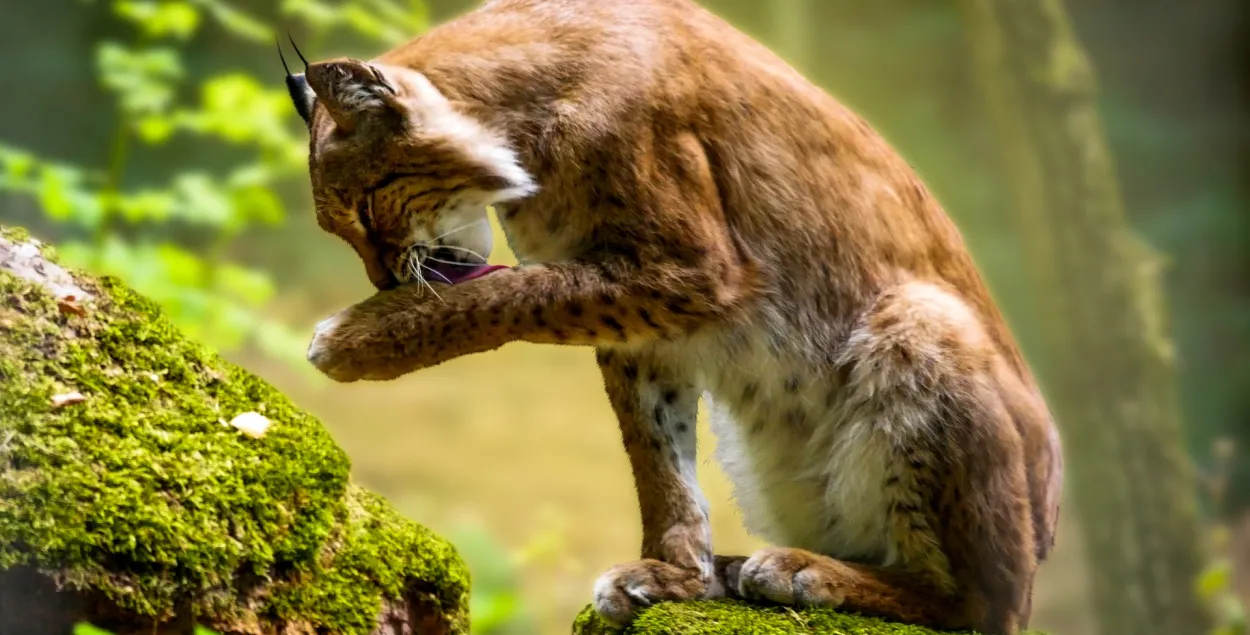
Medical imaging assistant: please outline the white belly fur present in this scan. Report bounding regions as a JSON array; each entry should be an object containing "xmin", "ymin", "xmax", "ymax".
[{"xmin": 693, "ymin": 329, "xmax": 898, "ymax": 565}]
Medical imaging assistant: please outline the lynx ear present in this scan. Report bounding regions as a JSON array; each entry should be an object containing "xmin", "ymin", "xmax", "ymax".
[
  {"xmin": 305, "ymin": 59, "xmax": 400, "ymax": 133},
  {"xmin": 278, "ymin": 36, "xmax": 315, "ymax": 129}
]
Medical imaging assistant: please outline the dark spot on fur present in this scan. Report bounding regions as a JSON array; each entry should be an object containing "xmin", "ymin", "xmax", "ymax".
[
  {"xmin": 602, "ymin": 315, "xmax": 626, "ymax": 336},
  {"xmin": 623, "ymin": 363, "xmax": 639, "ymax": 381},
  {"xmin": 885, "ymin": 475, "xmax": 901, "ymax": 487},
  {"xmin": 784, "ymin": 410, "xmax": 805, "ymax": 428},
  {"xmin": 600, "ymin": 265, "xmax": 622, "ymax": 284},
  {"xmin": 663, "ymin": 389, "xmax": 678, "ymax": 404},
  {"xmin": 785, "ymin": 376, "xmax": 800, "ymax": 393},
  {"xmin": 639, "ymin": 307, "xmax": 660, "ymax": 330},
  {"xmin": 665, "ymin": 301, "xmax": 694, "ymax": 320},
  {"xmin": 676, "ymin": 421, "xmax": 689, "ymax": 433},
  {"xmin": 653, "ymin": 405, "xmax": 665, "ymax": 427},
  {"xmin": 600, "ymin": 293, "xmax": 617, "ymax": 306},
  {"xmin": 742, "ymin": 382, "xmax": 758, "ymax": 402},
  {"xmin": 569, "ymin": 302, "xmax": 584, "ymax": 317}
]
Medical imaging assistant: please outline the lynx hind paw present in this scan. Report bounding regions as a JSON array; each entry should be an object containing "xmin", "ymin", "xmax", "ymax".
[
  {"xmin": 738, "ymin": 547, "xmax": 846, "ymax": 607},
  {"xmin": 592, "ymin": 559, "xmax": 706, "ymax": 626}
]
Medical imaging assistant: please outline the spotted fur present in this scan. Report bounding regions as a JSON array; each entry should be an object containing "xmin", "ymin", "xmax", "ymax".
[{"xmin": 297, "ymin": 1, "xmax": 1063, "ymax": 634}]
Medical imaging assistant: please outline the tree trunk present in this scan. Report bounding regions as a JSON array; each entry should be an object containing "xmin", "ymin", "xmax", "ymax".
[{"xmin": 956, "ymin": 2, "xmax": 1212, "ymax": 635}]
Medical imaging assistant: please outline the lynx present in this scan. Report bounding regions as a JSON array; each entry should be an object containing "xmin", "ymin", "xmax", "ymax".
[{"xmin": 287, "ymin": 0, "xmax": 1063, "ymax": 632}]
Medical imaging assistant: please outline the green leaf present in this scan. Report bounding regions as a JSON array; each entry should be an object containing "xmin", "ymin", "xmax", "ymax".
[
  {"xmin": 134, "ymin": 114, "xmax": 177, "ymax": 143},
  {"xmin": 73, "ymin": 623, "xmax": 115, "ymax": 635},
  {"xmin": 0, "ymin": 144, "xmax": 37, "ymax": 187},
  {"xmin": 1197, "ymin": 560, "xmax": 1232, "ymax": 602},
  {"xmin": 173, "ymin": 74, "xmax": 301, "ymax": 155},
  {"xmin": 96, "ymin": 42, "xmax": 184, "ymax": 115},
  {"xmin": 113, "ymin": 1, "xmax": 201, "ymax": 40},
  {"xmin": 230, "ymin": 184, "xmax": 284, "ymax": 227},
  {"xmin": 115, "ymin": 189, "xmax": 178, "ymax": 222},
  {"xmin": 37, "ymin": 165, "xmax": 105, "ymax": 228},
  {"xmin": 188, "ymin": 0, "xmax": 272, "ymax": 43},
  {"xmin": 171, "ymin": 172, "xmax": 232, "ymax": 226},
  {"xmin": 278, "ymin": 0, "xmax": 339, "ymax": 30}
]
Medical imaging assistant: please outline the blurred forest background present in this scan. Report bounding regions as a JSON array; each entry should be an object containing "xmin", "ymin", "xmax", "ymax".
[{"xmin": 1, "ymin": 0, "xmax": 1247, "ymax": 634}]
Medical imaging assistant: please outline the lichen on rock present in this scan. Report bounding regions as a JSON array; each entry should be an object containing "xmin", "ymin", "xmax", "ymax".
[
  {"xmin": 0, "ymin": 227, "xmax": 469, "ymax": 634},
  {"xmin": 572, "ymin": 600, "xmax": 1048, "ymax": 635}
]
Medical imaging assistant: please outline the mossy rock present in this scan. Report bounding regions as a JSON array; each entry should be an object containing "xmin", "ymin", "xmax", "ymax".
[
  {"xmin": 0, "ymin": 227, "xmax": 470, "ymax": 635},
  {"xmin": 571, "ymin": 600, "xmax": 1048, "ymax": 634}
]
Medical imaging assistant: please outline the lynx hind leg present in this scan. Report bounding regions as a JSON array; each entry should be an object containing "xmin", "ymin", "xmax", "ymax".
[{"xmin": 738, "ymin": 282, "xmax": 1040, "ymax": 634}]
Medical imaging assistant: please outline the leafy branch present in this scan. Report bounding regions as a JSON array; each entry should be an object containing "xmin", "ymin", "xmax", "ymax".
[{"xmin": 0, "ymin": 0, "xmax": 427, "ymax": 368}]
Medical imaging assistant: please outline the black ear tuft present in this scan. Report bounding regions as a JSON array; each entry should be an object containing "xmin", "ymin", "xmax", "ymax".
[
  {"xmin": 286, "ymin": 73, "xmax": 315, "ymax": 127},
  {"xmin": 278, "ymin": 35, "xmax": 316, "ymax": 129}
]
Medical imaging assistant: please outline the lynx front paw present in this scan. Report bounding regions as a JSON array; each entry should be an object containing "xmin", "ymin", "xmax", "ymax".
[
  {"xmin": 305, "ymin": 308, "xmax": 402, "ymax": 383},
  {"xmin": 306, "ymin": 311, "xmax": 359, "ymax": 382},
  {"xmin": 592, "ymin": 559, "xmax": 706, "ymax": 626},
  {"xmin": 738, "ymin": 547, "xmax": 846, "ymax": 607}
]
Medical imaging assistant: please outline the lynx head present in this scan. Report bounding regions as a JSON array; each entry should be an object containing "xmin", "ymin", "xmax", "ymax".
[{"xmin": 284, "ymin": 48, "xmax": 534, "ymax": 290}]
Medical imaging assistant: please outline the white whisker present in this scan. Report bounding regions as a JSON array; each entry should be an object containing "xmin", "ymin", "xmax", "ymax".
[
  {"xmin": 422, "ymin": 263, "xmax": 455, "ymax": 284},
  {"xmin": 418, "ymin": 266, "xmax": 445, "ymax": 302},
  {"xmin": 429, "ymin": 218, "xmax": 488, "ymax": 242},
  {"xmin": 433, "ymin": 244, "xmax": 488, "ymax": 263},
  {"xmin": 425, "ymin": 280, "xmax": 445, "ymax": 303},
  {"xmin": 424, "ymin": 255, "xmax": 475, "ymax": 267}
]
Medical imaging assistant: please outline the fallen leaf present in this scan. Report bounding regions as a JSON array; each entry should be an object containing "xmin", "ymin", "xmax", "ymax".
[
  {"xmin": 57, "ymin": 296, "xmax": 86, "ymax": 317},
  {"xmin": 229, "ymin": 412, "xmax": 271, "ymax": 439},
  {"xmin": 51, "ymin": 392, "xmax": 87, "ymax": 408}
]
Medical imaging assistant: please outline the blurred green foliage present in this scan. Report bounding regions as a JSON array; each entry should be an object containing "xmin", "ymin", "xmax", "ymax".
[
  {"xmin": 450, "ymin": 523, "xmax": 536, "ymax": 635},
  {"xmin": 0, "ymin": 0, "xmax": 427, "ymax": 368}
]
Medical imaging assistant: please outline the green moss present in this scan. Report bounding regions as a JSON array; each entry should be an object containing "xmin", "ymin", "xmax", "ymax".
[
  {"xmin": 571, "ymin": 601, "xmax": 1048, "ymax": 635},
  {"xmin": 0, "ymin": 229, "xmax": 468, "ymax": 633},
  {"xmin": 266, "ymin": 485, "xmax": 470, "ymax": 633}
]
